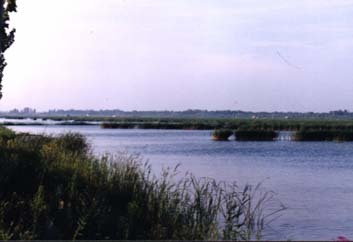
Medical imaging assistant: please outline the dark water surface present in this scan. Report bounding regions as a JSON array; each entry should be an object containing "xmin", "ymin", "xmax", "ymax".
[{"xmin": 8, "ymin": 125, "xmax": 353, "ymax": 240}]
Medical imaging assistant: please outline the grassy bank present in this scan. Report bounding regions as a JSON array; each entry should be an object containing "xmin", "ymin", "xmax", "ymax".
[{"xmin": 0, "ymin": 126, "xmax": 284, "ymax": 240}]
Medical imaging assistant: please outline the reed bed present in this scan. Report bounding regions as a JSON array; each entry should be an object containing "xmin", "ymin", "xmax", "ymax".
[
  {"xmin": 293, "ymin": 129, "xmax": 353, "ymax": 141},
  {"xmin": 0, "ymin": 126, "xmax": 284, "ymax": 240},
  {"xmin": 100, "ymin": 118, "xmax": 353, "ymax": 132}
]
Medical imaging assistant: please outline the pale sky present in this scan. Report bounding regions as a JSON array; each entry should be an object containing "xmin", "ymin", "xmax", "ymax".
[{"xmin": 1, "ymin": 0, "xmax": 353, "ymax": 112}]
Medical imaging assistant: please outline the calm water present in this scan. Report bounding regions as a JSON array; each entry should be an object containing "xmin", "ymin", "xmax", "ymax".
[{"xmin": 8, "ymin": 125, "xmax": 353, "ymax": 240}]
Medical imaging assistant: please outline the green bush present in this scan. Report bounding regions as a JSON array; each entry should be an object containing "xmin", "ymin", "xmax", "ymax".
[{"xmin": 0, "ymin": 129, "xmax": 284, "ymax": 240}]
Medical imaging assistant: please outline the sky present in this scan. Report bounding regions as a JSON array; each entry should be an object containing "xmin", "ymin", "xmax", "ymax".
[{"xmin": 1, "ymin": 0, "xmax": 353, "ymax": 112}]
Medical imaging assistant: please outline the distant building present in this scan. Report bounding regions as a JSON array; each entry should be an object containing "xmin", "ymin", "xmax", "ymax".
[{"xmin": 22, "ymin": 107, "xmax": 36, "ymax": 115}]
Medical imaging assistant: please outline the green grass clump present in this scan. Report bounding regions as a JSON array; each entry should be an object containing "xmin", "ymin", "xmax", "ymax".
[
  {"xmin": 212, "ymin": 129, "xmax": 233, "ymax": 141},
  {"xmin": 235, "ymin": 129, "xmax": 278, "ymax": 141},
  {"xmin": 0, "ymin": 126, "xmax": 16, "ymax": 140},
  {"xmin": 0, "ymin": 127, "xmax": 284, "ymax": 240}
]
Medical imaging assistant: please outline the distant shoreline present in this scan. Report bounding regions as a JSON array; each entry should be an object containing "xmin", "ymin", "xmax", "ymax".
[
  {"xmin": 1, "ymin": 108, "xmax": 353, "ymax": 120},
  {"xmin": 3, "ymin": 116, "xmax": 353, "ymax": 132}
]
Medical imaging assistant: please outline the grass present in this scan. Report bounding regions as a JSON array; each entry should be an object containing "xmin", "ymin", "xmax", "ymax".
[{"xmin": 0, "ymin": 126, "xmax": 284, "ymax": 240}]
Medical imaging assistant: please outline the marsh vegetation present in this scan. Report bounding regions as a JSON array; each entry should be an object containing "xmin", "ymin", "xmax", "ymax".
[
  {"xmin": 0, "ymin": 126, "xmax": 284, "ymax": 240},
  {"xmin": 293, "ymin": 128, "xmax": 353, "ymax": 141},
  {"xmin": 6, "ymin": 116, "xmax": 353, "ymax": 142}
]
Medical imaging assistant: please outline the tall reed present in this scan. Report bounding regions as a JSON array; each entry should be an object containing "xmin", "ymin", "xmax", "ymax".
[{"xmin": 0, "ymin": 126, "xmax": 285, "ymax": 240}]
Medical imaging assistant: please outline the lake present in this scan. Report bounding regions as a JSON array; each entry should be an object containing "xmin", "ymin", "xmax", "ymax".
[{"xmin": 8, "ymin": 125, "xmax": 353, "ymax": 240}]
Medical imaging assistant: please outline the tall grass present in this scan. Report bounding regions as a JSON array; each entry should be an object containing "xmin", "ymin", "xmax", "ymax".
[{"xmin": 0, "ymin": 126, "xmax": 285, "ymax": 240}]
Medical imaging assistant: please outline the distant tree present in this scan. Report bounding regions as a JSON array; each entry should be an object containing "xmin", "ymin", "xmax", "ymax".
[{"xmin": 0, "ymin": 0, "xmax": 17, "ymax": 99}]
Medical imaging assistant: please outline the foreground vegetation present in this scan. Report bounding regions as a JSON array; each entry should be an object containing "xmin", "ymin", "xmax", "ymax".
[{"xmin": 0, "ymin": 126, "xmax": 284, "ymax": 240}]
